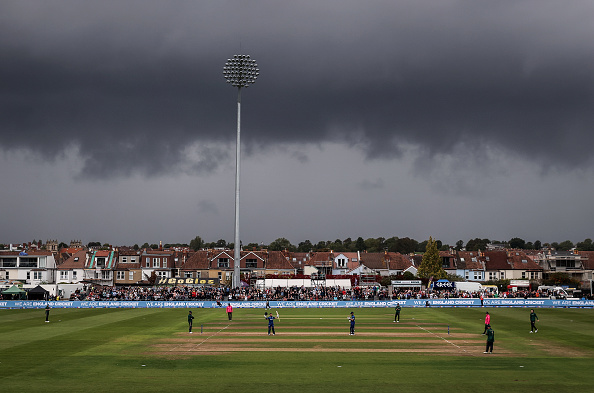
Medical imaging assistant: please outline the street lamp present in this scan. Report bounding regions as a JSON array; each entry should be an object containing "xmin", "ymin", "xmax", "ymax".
[{"xmin": 223, "ymin": 54, "xmax": 259, "ymax": 289}]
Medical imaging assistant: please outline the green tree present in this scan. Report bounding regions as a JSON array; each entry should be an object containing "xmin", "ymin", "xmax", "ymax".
[
  {"xmin": 557, "ymin": 240, "xmax": 574, "ymax": 251},
  {"xmin": 215, "ymin": 239, "xmax": 227, "ymax": 248},
  {"xmin": 394, "ymin": 237, "xmax": 418, "ymax": 254},
  {"xmin": 465, "ymin": 238, "xmax": 490, "ymax": 251},
  {"xmin": 416, "ymin": 240, "xmax": 428, "ymax": 253},
  {"xmin": 313, "ymin": 241, "xmax": 326, "ymax": 251},
  {"xmin": 446, "ymin": 273, "xmax": 466, "ymax": 282},
  {"xmin": 268, "ymin": 237, "xmax": 295, "ymax": 252},
  {"xmin": 355, "ymin": 237, "xmax": 366, "ymax": 252},
  {"xmin": 576, "ymin": 238, "xmax": 594, "ymax": 251},
  {"xmin": 455, "ymin": 240, "xmax": 464, "ymax": 251},
  {"xmin": 509, "ymin": 237, "xmax": 526, "ymax": 249},
  {"xmin": 141, "ymin": 243, "xmax": 150, "ymax": 249},
  {"xmin": 417, "ymin": 237, "xmax": 446, "ymax": 279},
  {"xmin": 533, "ymin": 240, "xmax": 542, "ymax": 250},
  {"xmin": 244, "ymin": 242, "xmax": 261, "ymax": 251},
  {"xmin": 342, "ymin": 237, "xmax": 353, "ymax": 250},
  {"xmin": 545, "ymin": 272, "xmax": 574, "ymax": 286},
  {"xmin": 384, "ymin": 237, "xmax": 398, "ymax": 252},
  {"xmin": 297, "ymin": 240, "xmax": 313, "ymax": 252},
  {"xmin": 189, "ymin": 236, "xmax": 204, "ymax": 251},
  {"xmin": 327, "ymin": 239, "xmax": 347, "ymax": 252},
  {"xmin": 364, "ymin": 237, "xmax": 385, "ymax": 253}
]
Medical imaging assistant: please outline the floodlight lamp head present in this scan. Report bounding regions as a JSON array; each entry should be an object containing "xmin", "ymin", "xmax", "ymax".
[{"xmin": 223, "ymin": 54, "xmax": 259, "ymax": 88}]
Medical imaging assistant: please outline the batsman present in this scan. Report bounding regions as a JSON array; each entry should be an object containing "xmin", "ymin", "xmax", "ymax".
[{"xmin": 264, "ymin": 311, "xmax": 279, "ymax": 335}]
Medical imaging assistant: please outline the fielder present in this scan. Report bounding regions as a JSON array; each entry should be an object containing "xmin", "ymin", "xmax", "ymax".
[
  {"xmin": 529, "ymin": 309, "xmax": 539, "ymax": 333},
  {"xmin": 188, "ymin": 310, "xmax": 195, "ymax": 333},
  {"xmin": 394, "ymin": 303, "xmax": 401, "ymax": 322}
]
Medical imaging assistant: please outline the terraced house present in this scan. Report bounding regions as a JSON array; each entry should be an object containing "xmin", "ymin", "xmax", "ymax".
[{"xmin": 3, "ymin": 241, "xmax": 594, "ymax": 290}]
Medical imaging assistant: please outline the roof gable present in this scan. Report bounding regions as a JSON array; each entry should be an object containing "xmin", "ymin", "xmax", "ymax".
[{"xmin": 58, "ymin": 250, "xmax": 87, "ymax": 270}]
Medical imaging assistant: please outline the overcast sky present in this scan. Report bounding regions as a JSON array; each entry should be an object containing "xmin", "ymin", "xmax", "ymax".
[{"xmin": 1, "ymin": 1, "xmax": 593, "ymax": 247}]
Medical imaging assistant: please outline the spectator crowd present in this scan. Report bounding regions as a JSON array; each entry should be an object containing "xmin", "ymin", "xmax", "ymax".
[{"xmin": 68, "ymin": 285, "xmax": 571, "ymax": 301}]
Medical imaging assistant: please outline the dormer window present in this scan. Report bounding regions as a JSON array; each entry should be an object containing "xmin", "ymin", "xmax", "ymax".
[{"xmin": 218, "ymin": 258, "xmax": 229, "ymax": 268}]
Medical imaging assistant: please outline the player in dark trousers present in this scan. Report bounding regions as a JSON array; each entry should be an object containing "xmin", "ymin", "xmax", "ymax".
[
  {"xmin": 349, "ymin": 311, "xmax": 356, "ymax": 335},
  {"xmin": 265, "ymin": 312, "xmax": 276, "ymax": 335},
  {"xmin": 529, "ymin": 309, "xmax": 539, "ymax": 333},
  {"xmin": 226, "ymin": 303, "xmax": 233, "ymax": 320},
  {"xmin": 483, "ymin": 311, "xmax": 491, "ymax": 334},
  {"xmin": 394, "ymin": 303, "xmax": 401, "ymax": 322},
  {"xmin": 188, "ymin": 310, "xmax": 195, "ymax": 333},
  {"xmin": 45, "ymin": 304, "xmax": 50, "ymax": 322},
  {"xmin": 484, "ymin": 325, "xmax": 494, "ymax": 354}
]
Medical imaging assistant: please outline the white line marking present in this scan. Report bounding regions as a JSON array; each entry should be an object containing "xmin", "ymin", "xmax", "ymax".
[
  {"xmin": 414, "ymin": 324, "xmax": 468, "ymax": 354},
  {"xmin": 170, "ymin": 324, "xmax": 231, "ymax": 352}
]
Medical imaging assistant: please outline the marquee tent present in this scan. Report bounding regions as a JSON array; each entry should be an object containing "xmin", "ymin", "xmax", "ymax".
[
  {"xmin": 28, "ymin": 285, "xmax": 50, "ymax": 300},
  {"xmin": 1, "ymin": 285, "xmax": 27, "ymax": 300}
]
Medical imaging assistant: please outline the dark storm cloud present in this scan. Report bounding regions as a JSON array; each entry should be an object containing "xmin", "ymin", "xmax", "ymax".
[{"xmin": 1, "ymin": 1, "xmax": 593, "ymax": 179}]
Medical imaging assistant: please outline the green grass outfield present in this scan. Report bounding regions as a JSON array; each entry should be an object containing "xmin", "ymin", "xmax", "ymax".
[{"xmin": 1, "ymin": 307, "xmax": 593, "ymax": 392}]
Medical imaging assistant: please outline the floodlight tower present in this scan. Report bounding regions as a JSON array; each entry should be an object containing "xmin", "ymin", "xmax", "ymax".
[{"xmin": 223, "ymin": 54, "xmax": 259, "ymax": 289}]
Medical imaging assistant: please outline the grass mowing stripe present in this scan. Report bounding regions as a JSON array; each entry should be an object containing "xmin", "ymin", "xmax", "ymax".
[
  {"xmin": 2, "ymin": 307, "xmax": 594, "ymax": 392},
  {"xmin": 0, "ymin": 308, "xmax": 166, "ymax": 351}
]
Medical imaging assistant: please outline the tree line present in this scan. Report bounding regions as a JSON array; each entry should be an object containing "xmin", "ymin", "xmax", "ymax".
[
  {"xmin": 8, "ymin": 236, "xmax": 593, "ymax": 253},
  {"xmin": 184, "ymin": 236, "xmax": 593, "ymax": 253}
]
